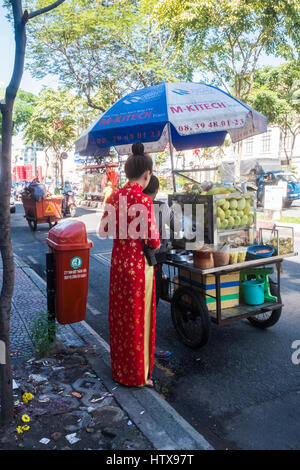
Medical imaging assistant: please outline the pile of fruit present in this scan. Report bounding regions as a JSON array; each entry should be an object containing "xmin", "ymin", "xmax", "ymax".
[
  {"xmin": 216, "ymin": 196, "xmax": 254, "ymax": 230},
  {"xmin": 270, "ymin": 237, "xmax": 293, "ymax": 255},
  {"xmin": 185, "ymin": 183, "xmax": 254, "ymax": 231},
  {"xmin": 191, "ymin": 183, "xmax": 237, "ymax": 195}
]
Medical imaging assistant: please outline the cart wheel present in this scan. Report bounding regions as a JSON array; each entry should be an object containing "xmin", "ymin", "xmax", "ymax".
[
  {"xmin": 27, "ymin": 218, "xmax": 37, "ymax": 231},
  {"xmin": 247, "ymin": 279, "xmax": 282, "ymax": 329},
  {"xmin": 171, "ymin": 286, "xmax": 211, "ymax": 348}
]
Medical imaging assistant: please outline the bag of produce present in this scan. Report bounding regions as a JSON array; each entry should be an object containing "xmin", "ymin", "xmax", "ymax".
[
  {"xmin": 213, "ymin": 244, "xmax": 230, "ymax": 267},
  {"xmin": 193, "ymin": 245, "xmax": 214, "ymax": 269},
  {"xmin": 28, "ymin": 182, "xmax": 47, "ymax": 202}
]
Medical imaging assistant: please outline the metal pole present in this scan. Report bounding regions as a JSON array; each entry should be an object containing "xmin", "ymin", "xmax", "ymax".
[
  {"xmin": 168, "ymin": 122, "xmax": 176, "ymax": 192},
  {"xmin": 215, "ymin": 274, "xmax": 221, "ymax": 325},
  {"xmin": 117, "ymin": 152, "xmax": 122, "ymax": 187},
  {"xmin": 276, "ymin": 261, "xmax": 281, "ymax": 304},
  {"xmin": 46, "ymin": 252, "xmax": 56, "ymax": 343},
  {"xmin": 34, "ymin": 143, "xmax": 37, "ymax": 178}
]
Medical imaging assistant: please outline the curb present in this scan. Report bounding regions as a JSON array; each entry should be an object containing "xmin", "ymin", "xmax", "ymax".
[
  {"xmin": 72, "ymin": 322, "xmax": 213, "ymax": 450},
  {"xmin": 16, "ymin": 254, "xmax": 213, "ymax": 450}
]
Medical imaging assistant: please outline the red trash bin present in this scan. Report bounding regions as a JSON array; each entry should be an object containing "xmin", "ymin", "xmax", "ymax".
[{"xmin": 46, "ymin": 220, "xmax": 93, "ymax": 324}]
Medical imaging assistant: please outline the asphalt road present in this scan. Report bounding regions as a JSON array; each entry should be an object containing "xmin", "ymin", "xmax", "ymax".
[{"xmin": 11, "ymin": 201, "xmax": 300, "ymax": 450}]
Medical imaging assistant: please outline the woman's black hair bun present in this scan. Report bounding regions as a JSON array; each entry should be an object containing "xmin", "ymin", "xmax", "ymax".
[{"xmin": 131, "ymin": 142, "xmax": 144, "ymax": 156}]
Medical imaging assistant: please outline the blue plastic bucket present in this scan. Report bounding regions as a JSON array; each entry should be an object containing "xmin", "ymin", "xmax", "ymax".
[
  {"xmin": 247, "ymin": 244, "xmax": 274, "ymax": 260},
  {"xmin": 242, "ymin": 280, "xmax": 265, "ymax": 305}
]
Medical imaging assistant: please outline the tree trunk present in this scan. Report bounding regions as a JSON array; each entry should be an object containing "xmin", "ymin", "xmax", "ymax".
[
  {"xmin": 288, "ymin": 133, "xmax": 297, "ymax": 171},
  {"xmin": 283, "ymin": 128, "xmax": 294, "ymax": 170},
  {"xmin": 45, "ymin": 158, "xmax": 49, "ymax": 182},
  {"xmin": 0, "ymin": 102, "xmax": 15, "ymax": 425},
  {"xmin": 278, "ymin": 128, "xmax": 283, "ymax": 161},
  {"xmin": 60, "ymin": 156, "xmax": 64, "ymax": 187},
  {"xmin": 234, "ymin": 141, "xmax": 243, "ymax": 183},
  {"xmin": 0, "ymin": 0, "xmax": 26, "ymax": 425},
  {"xmin": 44, "ymin": 148, "xmax": 50, "ymax": 182}
]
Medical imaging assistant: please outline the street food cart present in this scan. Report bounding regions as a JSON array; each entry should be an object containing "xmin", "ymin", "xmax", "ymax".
[
  {"xmin": 22, "ymin": 193, "xmax": 63, "ymax": 231},
  {"xmin": 81, "ymin": 162, "xmax": 120, "ymax": 204},
  {"xmin": 159, "ymin": 188, "xmax": 297, "ymax": 348}
]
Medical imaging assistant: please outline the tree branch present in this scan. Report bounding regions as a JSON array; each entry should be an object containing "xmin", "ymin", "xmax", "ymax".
[
  {"xmin": 5, "ymin": 0, "xmax": 26, "ymax": 104},
  {"xmin": 27, "ymin": 0, "xmax": 65, "ymax": 20}
]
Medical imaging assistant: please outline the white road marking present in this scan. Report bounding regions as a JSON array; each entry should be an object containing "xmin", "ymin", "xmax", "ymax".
[
  {"xmin": 87, "ymin": 302, "xmax": 101, "ymax": 316},
  {"xmin": 92, "ymin": 252, "xmax": 111, "ymax": 267},
  {"xmin": 27, "ymin": 255, "xmax": 37, "ymax": 264}
]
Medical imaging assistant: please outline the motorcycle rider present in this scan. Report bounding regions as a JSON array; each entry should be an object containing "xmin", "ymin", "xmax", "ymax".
[
  {"xmin": 62, "ymin": 180, "xmax": 72, "ymax": 194},
  {"xmin": 62, "ymin": 181, "xmax": 75, "ymax": 215}
]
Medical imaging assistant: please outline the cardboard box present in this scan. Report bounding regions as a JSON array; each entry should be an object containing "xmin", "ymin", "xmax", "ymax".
[{"xmin": 178, "ymin": 269, "xmax": 240, "ymax": 311}]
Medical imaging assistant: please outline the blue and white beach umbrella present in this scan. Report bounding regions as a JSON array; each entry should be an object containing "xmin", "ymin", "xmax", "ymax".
[{"xmin": 75, "ymin": 81, "xmax": 267, "ymax": 158}]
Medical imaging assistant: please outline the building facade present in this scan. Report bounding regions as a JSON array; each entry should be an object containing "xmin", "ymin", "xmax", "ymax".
[
  {"xmin": 226, "ymin": 126, "xmax": 300, "ymax": 175},
  {"xmin": 11, "ymin": 132, "xmax": 77, "ymax": 184}
]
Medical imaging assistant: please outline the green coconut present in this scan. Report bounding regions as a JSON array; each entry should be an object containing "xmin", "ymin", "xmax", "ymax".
[
  {"xmin": 237, "ymin": 198, "xmax": 246, "ymax": 211},
  {"xmin": 241, "ymin": 215, "xmax": 249, "ymax": 226},
  {"xmin": 227, "ymin": 216, "xmax": 235, "ymax": 228},
  {"xmin": 217, "ymin": 207, "xmax": 225, "ymax": 220},
  {"xmin": 234, "ymin": 216, "xmax": 241, "ymax": 227},
  {"xmin": 229, "ymin": 198, "xmax": 238, "ymax": 210},
  {"xmin": 221, "ymin": 219, "xmax": 229, "ymax": 229},
  {"xmin": 222, "ymin": 200, "xmax": 230, "ymax": 211},
  {"xmin": 248, "ymin": 214, "xmax": 254, "ymax": 225},
  {"xmin": 216, "ymin": 198, "xmax": 226, "ymax": 206}
]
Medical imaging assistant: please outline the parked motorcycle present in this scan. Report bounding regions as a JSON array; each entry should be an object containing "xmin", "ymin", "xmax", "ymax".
[{"xmin": 62, "ymin": 191, "xmax": 77, "ymax": 217}]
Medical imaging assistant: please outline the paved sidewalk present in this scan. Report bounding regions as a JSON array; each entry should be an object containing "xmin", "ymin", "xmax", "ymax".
[
  {"xmin": 0, "ymin": 255, "xmax": 212, "ymax": 451},
  {"xmin": 257, "ymin": 217, "xmax": 300, "ymax": 236}
]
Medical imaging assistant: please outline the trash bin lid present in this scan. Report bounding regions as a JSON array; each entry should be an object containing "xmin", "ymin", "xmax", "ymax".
[{"xmin": 46, "ymin": 220, "xmax": 93, "ymax": 251}]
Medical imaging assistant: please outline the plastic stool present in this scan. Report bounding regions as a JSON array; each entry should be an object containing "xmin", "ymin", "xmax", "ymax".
[{"xmin": 240, "ymin": 267, "xmax": 277, "ymax": 302}]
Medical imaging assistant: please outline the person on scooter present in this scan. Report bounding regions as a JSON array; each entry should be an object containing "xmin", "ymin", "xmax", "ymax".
[
  {"xmin": 62, "ymin": 181, "xmax": 76, "ymax": 216},
  {"xmin": 62, "ymin": 180, "xmax": 72, "ymax": 194}
]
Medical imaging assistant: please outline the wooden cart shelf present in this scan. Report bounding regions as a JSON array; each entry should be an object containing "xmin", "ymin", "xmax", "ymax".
[
  {"xmin": 164, "ymin": 251, "xmax": 297, "ymax": 275},
  {"xmin": 209, "ymin": 301, "xmax": 283, "ymax": 324}
]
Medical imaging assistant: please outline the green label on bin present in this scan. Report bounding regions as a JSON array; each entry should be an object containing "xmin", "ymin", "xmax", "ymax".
[{"xmin": 70, "ymin": 256, "xmax": 83, "ymax": 270}]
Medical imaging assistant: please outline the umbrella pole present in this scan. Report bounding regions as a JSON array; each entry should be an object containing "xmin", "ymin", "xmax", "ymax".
[
  {"xmin": 168, "ymin": 122, "xmax": 176, "ymax": 192},
  {"xmin": 117, "ymin": 151, "xmax": 122, "ymax": 187}
]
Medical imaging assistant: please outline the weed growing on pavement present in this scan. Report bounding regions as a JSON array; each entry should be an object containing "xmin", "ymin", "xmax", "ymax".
[{"xmin": 29, "ymin": 312, "xmax": 58, "ymax": 358}]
